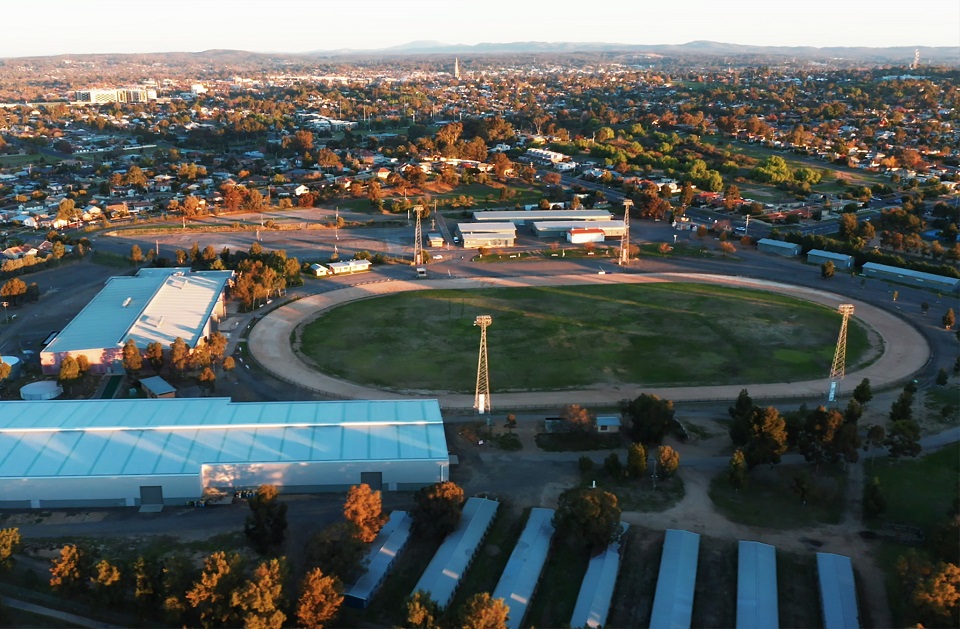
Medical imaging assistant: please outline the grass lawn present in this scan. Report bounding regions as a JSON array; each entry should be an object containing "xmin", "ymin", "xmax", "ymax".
[
  {"xmin": 535, "ymin": 432, "xmax": 624, "ymax": 451},
  {"xmin": 577, "ymin": 462, "xmax": 686, "ymax": 513},
  {"xmin": 709, "ymin": 464, "xmax": 847, "ymax": 528},
  {"xmin": 865, "ymin": 447, "xmax": 958, "ymax": 533},
  {"xmin": 298, "ymin": 283, "xmax": 874, "ymax": 392},
  {"xmin": 0, "ymin": 153, "xmax": 48, "ymax": 167}
]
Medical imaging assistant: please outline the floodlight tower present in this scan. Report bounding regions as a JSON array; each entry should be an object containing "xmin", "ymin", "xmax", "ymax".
[
  {"xmin": 474, "ymin": 315, "xmax": 492, "ymax": 414},
  {"xmin": 618, "ymin": 199, "xmax": 633, "ymax": 266},
  {"xmin": 828, "ymin": 304, "xmax": 855, "ymax": 402},
  {"xmin": 412, "ymin": 205, "xmax": 425, "ymax": 266}
]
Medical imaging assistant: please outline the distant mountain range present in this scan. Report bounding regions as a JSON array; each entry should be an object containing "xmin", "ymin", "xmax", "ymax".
[{"xmin": 305, "ymin": 39, "xmax": 959, "ymax": 63}]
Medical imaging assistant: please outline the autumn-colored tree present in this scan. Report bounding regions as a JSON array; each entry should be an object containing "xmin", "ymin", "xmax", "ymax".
[
  {"xmin": 58, "ymin": 355, "xmax": 81, "ymax": 393},
  {"xmin": 170, "ymin": 337, "xmax": 190, "ymax": 377},
  {"xmin": 0, "ymin": 361, "xmax": 10, "ymax": 382},
  {"xmin": 413, "ymin": 481, "xmax": 465, "ymax": 539},
  {"xmin": 296, "ymin": 567, "xmax": 343, "ymax": 629},
  {"xmin": 185, "ymin": 551, "xmax": 245, "ymax": 629},
  {"xmin": 91, "ymin": 558, "xmax": 122, "ymax": 603},
  {"xmin": 719, "ymin": 241, "xmax": 737, "ymax": 256},
  {"xmin": 898, "ymin": 551, "xmax": 960, "ymax": 627},
  {"xmin": 728, "ymin": 449, "xmax": 747, "ymax": 490},
  {"xmin": 206, "ymin": 332, "xmax": 228, "ymax": 365},
  {"xmin": 553, "ymin": 487, "xmax": 622, "ymax": 551},
  {"xmin": 561, "ymin": 403, "xmax": 595, "ymax": 432},
  {"xmin": 0, "ymin": 277, "xmax": 27, "ymax": 306},
  {"xmin": 245, "ymin": 485, "xmax": 288, "ymax": 554},
  {"xmin": 75, "ymin": 354, "xmax": 90, "ymax": 374},
  {"xmin": 146, "ymin": 341, "xmax": 165, "ymax": 374},
  {"xmin": 0, "ymin": 528, "xmax": 21, "ymax": 570},
  {"xmin": 744, "ymin": 406, "xmax": 788, "ymax": 469},
  {"xmin": 626, "ymin": 442, "xmax": 647, "ymax": 479},
  {"xmin": 656, "ymin": 445, "xmax": 680, "ymax": 478},
  {"xmin": 122, "ymin": 338, "xmax": 142, "ymax": 374},
  {"xmin": 504, "ymin": 413, "xmax": 517, "ymax": 434},
  {"xmin": 222, "ymin": 356, "xmax": 236, "ymax": 374},
  {"xmin": 198, "ymin": 367, "xmax": 216, "ymax": 396},
  {"xmin": 231, "ymin": 558, "xmax": 288, "ymax": 629},
  {"xmin": 944, "ymin": 308, "xmax": 956, "ymax": 330},
  {"xmin": 343, "ymin": 484, "xmax": 388, "ymax": 543},
  {"xmin": 460, "ymin": 592, "xmax": 510, "ymax": 629},
  {"xmin": 130, "ymin": 244, "xmax": 144, "ymax": 266},
  {"xmin": 405, "ymin": 590, "xmax": 439, "ymax": 629},
  {"xmin": 50, "ymin": 544, "xmax": 89, "ymax": 593},
  {"xmin": 132, "ymin": 556, "xmax": 163, "ymax": 612}
]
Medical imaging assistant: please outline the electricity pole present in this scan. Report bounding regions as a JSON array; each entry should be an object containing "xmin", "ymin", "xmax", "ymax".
[
  {"xmin": 474, "ymin": 315, "xmax": 492, "ymax": 414},
  {"xmin": 828, "ymin": 304, "xmax": 855, "ymax": 402},
  {"xmin": 618, "ymin": 199, "xmax": 633, "ymax": 266}
]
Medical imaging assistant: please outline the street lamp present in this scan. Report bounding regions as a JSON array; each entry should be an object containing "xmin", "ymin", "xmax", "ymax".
[{"xmin": 1, "ymin": 301, "xmax": 7, "ymax": 324}]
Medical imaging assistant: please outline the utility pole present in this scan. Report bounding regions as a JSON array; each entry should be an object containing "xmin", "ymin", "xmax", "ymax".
[
  {"xmin": 618, "ymin": 199, "xmax": 633, "ymax": 266},
  {"xmin": 745, "ymin": 214, "xmax": 750, "ymax": 236},
  {"xmin": 828, "ymin": 304, "xmax": 855, "ymax": 402},
  {"xmin": 474, "ymin": 315, "xmax": 492, "ymax": 414},
  {"xmin": 412, "ymin": 205, "xmax": 425, "ymax": 265}
]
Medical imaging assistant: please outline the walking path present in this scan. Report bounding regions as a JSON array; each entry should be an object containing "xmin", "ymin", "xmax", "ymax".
[{"xmin": 247, "ymin": 272, "xmax": 931, "ymax": 408}]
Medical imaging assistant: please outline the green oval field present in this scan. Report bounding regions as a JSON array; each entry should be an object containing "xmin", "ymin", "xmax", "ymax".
[{"xmin": 296, "ymin": 283, "xmax": 874, "ymax": 393}]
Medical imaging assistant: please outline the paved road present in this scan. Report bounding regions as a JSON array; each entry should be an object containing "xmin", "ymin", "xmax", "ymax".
[
  {"xmin": 0, "ymin": 595, "xmax": 123, "ymax": 628},
  {"xmin": 247, "ymin": 271, "xmax": 931, "ymax": 409}
]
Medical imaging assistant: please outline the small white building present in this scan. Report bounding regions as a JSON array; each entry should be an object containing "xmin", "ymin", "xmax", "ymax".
[
  {"xmin": 567, "ymin": 228, "xmax": 606, "ymax": 244},
  {"xmin": 596, "ymin": 416, "xmax": 621, "ymax": 433},
  {"xmin": 328, "ymin": 259, "xmax": 372, "ymax": 275},
  {"xmin": 308, "ymin": 263, "xmax": 330, "ymax": 277}
]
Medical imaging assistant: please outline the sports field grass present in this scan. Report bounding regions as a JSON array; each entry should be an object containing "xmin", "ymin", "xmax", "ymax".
[{"xmin": 297, "ymin": 283, "xmax": 873, "ymax": 392}]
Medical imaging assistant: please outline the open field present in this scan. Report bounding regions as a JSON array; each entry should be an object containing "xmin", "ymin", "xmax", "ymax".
[
  {"xmin": 297, "ymin": 283, "xmax": 874, "ymax": 392},
  {"xmin": 0, "ymin": 153, "xmax": 49, "ymax": 167}
]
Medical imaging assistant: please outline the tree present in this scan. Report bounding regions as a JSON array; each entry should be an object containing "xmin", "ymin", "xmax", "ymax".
[
  {"xmin": 130, "ymin": 244, "xmax": 144, "ymax": 266},
  {"xmin": 719, "ymin": 241, "xmax": 737, "ymax": 256},
  {"xmin": 504, "ymin": 413, "xmax": 517, "ymax": 434},
  {"xmin": 343, "ymin": 484, "xmax": 388, "ymax": 544},
  {"xmin": 552, "ymin": 487, "xmax": 622, "ymax": 551},
  {"xmin": 91, "ymin": 559, "xmax": 122, "ymax": 603},
  {"xmin": 744, "ymin": 406, "xmax": 788, "ymax": 469},
  {"xmin": 198, "ymin": 367, "xmax": 216, "ymax": 395},
  {"xmin": 170, "ymin": 337, "xmax": 190, "ymax": 376},
  {"xmin": 405, "ymin": 590, "xmax": 439, "ymax": 629},
  {"xmin": 852, "ymin": 378, "xmax": 873, "ymax": 405},
  {"xmin": 820, "ymin": 261, "xmax": 835, "ymax": 279},
  {"xmin": 863, "ymin": 477, "xmax": 886, "ymax": 518},
  {"xmin": 886, "ymin": 419, "xmax": 922, "ymax": 459},
  {"xmin": 626, "ymin": 442, "xmax": 647, "ymax": 479},
  {"xmin": 604, "ymin": 452, "xmax": 622, "ymax": 479},
  {"xmin": 206, "ymin": 332, "xmax": 228, "ymax": 365},
  {"xmin": 944, "ymin": 308, "xmax": 956, "ymax": 330},
  {"xmin": 460, "ymin": 592, "xmax": 510, "ymax": 629},
  {"xmin": 0, "ymin": 528, "xmax": 20, "ymax": 570},
  {"xmin": 222, "ymin": 356, "xmax": 236, "ymax": 374},
  {"xmin": 58, "ymin": 355, "xmax": 81, "ymax": 393},
  {"xmin": 0, "ymin": 278, "xmax": 27, "ymax": 306},
  {"xmin": 186, "ymin": 551, "xmax": 245, "ymax": 629},
  {"xmin": 413, "ymin": 481, "xmax": 464, "ymax": 539},
  {"xmin": 132, "ymin": 556, "xmax": 163, "ymax": 612},
  {"xmin": 656, "ymin": 445, "xmax": 680, "ymax": 478},
  {"xmin": 296, "ymin": 568, "xmax": 343, "ymax": 629},
  {"xmin": 245, "ymin": 485, "xmax": 288, "ymax": 554},
  {"xmin": 146, "ymin": 341, "xmax": 164, "ymax": 374},
  {"xmin": 621, "ymin": 393, "xmax": 675, "ymax": 444},
  {"xmin": 898, "ymin": 552, "xmax": 960, "ymax": 628},
  {"xmin": 122, "ymin": 338, "xmax": 142, "ymax": 374},
  {"xmin": 50, "ymin": 544, "xmax": 88, "ymax": 593},
  {"xmin": 728, "ymin": 449, "xmax": 747, "ymax": 490},
  {"xmin": 728, "ymin": 389, "xmax": 755, "ymax": 446},
  {"xmin": 937, "ymin": 367, "xmax": 949, "ymax": 386},
  {"xmin": 304, "ymin": 522, "xmax": 366, "ymax": 584},
  {"xmin": 561, "ymin": 403, "xmax": 595, "ymax": 432},
  {"xmin": 0, "ymin": 361, "xmax": 11, "ymax": 383},
  {"xmin": 231, "ymin": 558, "xmax": 287, "ymax": 629},
  {"xmin": 798, "ymin": 405, "xmax": 845, "ymax": 466}
]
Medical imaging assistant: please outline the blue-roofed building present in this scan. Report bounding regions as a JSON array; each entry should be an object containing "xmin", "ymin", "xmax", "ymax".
[
  {"xmin": 861, "ymin": 261, "xmax": 960, "ymax": 293},
  {"xmin": 650, "ymin": 529, "xmax": 700, "ymax": 629},
  {"xmin": 736, "ymin": 541, "xmax": 778, "ymax": 629},
  {"xmin": 0, "ymin": 398, "xmax": 448, "ymax": 509},
  {"xmin": 817, "ymin": 552, "xmax": 860, "ymax": 629},
  {"xmin": 492, "ymin": 507, "xmax": 555, "ymax": 629},
  {"xmin": 412, "ymin": 497, "xmax": 499, "ymax": 608},
  {"xmin": 570, "ymin": 522, "xmax": 629, "ymax": 629},
  {"xmin": 345, "ymin": 510, "xmax": 413, "ymax": 608}
]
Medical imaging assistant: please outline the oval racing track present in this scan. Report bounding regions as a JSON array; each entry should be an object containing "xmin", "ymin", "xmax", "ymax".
[{"xmin": 247, "ymin": 273, "xmax": 931, "ymax": 409}]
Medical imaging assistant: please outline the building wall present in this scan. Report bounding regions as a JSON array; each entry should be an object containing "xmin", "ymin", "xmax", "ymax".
[
  {"xmin": 201, "ymin": 459, "xmax": 448, "ymax": 493},
  {"xmin": 807, "ymin": 252, "xmax": 854, "ymax": 270},
  {"xmin": 462, "ymin": 235, "xmax": 516, "ymax": 248},
  {"xmin": 41, "ymin": 346, "xmax": 122, "ymax": 376},
  {"xmin": 758, "ymin": 241, "xmax": 801, "ymax": 257},
  {"xmin": 0, "ymin": 474, "xmax": 200, "ymax": 509}
]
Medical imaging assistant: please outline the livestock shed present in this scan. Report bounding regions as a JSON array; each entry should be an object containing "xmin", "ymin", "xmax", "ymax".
[
  {"xmin": 0, "ymin": 398, "xmax": 449, "ymax": 509},
  {"xmin": 40, "ymin": 267, "xmax": 234, "ymax": 375},
  {"xmin": 531, "ymin": 220, "xmax": 626, "ymax": 239},
  {"xmin": 345, "ymin": 510, "xmax": 413, "ymax": 608},
  {"xmin": 471, "ymin": 209, "xmax": 613, "ymax": 226},
  {"xmin": 757, "ymin": 238, "xmax": 802, "ymax": 257},
  {"xmin": 570, "ymin": 522, "xmax": 629, "ymax": 629},
  {"xmin": 816, "ymin": 552, "xmax": 860, "ymax": 629},
  {"xmin": 861, "ymin": 261, "xmax": 960, "ymax": 293},
  {"xmin": 807, "ymin": 250, "xmax": 855, "ymax": 271},
  {"xmin": 412, "ymin": 497, "xmax": 499, "ymax": 608},
  {"xmin": 492, "ymin": 507, "xmax": 556, "ymax": 629},
  {"xmin": 650, "ymin": 529, "xmax": 701, "ymax": 629},
  {"xmin": 736, "ymin": 541, "xmax": 779, "ymax": 629},
  {"xmin": 456, "ymin": 222, "xmax": 517, "ymax": 248}
]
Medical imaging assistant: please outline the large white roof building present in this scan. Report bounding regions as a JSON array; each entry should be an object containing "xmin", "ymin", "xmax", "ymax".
[
  {"xmin": 41, "ymin": 268, "xmax": 234, "ymax": 374},
  {"xmin": 0, "ymin": 398, "xmax": 449, "ymax": 509}
]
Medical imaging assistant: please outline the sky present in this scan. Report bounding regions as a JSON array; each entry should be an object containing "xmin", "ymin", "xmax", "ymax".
[{"xmin": 4, "ymin": 0, "xmax": 959, "ymax": 58}]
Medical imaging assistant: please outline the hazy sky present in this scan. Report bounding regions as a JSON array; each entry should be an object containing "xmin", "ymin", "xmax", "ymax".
[{"xmin": 4, "ymin": 0, "xmax": 959, "ymax": 58}]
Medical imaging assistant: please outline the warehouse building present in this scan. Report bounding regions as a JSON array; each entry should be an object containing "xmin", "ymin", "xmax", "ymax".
[
  {"xmin": 757, "ymin": 239, "xmax": 802, "ymax": 257},
  {"xmin": 807, "ymin": 250, "xmax": 855, "ymax": 271},
  {"xmin": 456, "ymin": 222, "xmax": 517, "ymax": 248},
  {"xmin": 532, "ymin": 220, "xmax": 626, "ymax": 239},
  {"xmin": 41, "ymin": 268, "xmax": 234, "ymax": 375},
  {"xmin": 861, "ymin": 262, "xmax": 960, "ymax": 293},
  {"xmin": 472, "ymin": 209, "xmax": 613, "ymax": 226},
  {"xmin": 0, "ymin": 398, "xmax": 449, "ymax": 509}
]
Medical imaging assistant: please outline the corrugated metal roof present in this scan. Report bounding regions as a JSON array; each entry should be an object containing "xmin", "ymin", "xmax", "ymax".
[
  {"xmin": 862, "ymin": 262, "xmax": 960, "ymax": 287},
  {"xmin": 531, "ymin": 220, "xmax": 626, "ymax": 232},
  {"xmin": 43, "ymin": 268, "xmax": 233, "ymax": 355},
  {"xmin": 346, "ymin": 511, "xmax": 413, "ymax": 606},
  {"xmin": 571, "ymin": 522, "xmax": 629, "ymax": 629},
  {"xmin": 412, "ymin": 497, "xmax": 499, "ymax": 608},
  {"xmin": 757, "ymin": 238, "xmax": 802, "ymax": 250},
  {"xmin": 736, "ymin": 541, "xmax": 779, "ymax": 629},
  {"xmin": 650, "ymin": 529, "xmax": 700, "ymax": 629},
  {"xmin": 0, "ymin": 399, "xmax": 447, "ymax": 479},
  {"xmin": 492, "ymin": 508, "xmax": 555, "ymax": 629},
  {"xmin": 457, "ymin": 222, "xmax": 518, "ymax": 234},
  {"xmin": 472, "ymin": 210, "xmax": 613, "ymax": 222},
  {"xmin": 807, "ymin": 250, "xmax": 854, "ymax": 263},
  {"xmin": 817, "ymin": 552, "xmax": 860, "ymax": 629}
]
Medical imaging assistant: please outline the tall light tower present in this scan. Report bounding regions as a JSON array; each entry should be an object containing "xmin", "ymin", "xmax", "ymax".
[
  {"xmin": 412, "ymin": 205, "xmax": 425, "ymax": 266},
  {"xmin": 618, "ymin": 199, "xmax": 633, "ymax": 266},
  {"xmin": 828, "ymin": 304, "xmax": 855, "ymax": 402},
  {"xmin": 474, "ymin": 315, "xmax": 492, "ymax": 414}
]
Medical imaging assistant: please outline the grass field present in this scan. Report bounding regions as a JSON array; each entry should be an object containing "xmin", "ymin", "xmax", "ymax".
[{"xmin": 298, "ymin": 283, "xmax": 873, "ymax": 392}]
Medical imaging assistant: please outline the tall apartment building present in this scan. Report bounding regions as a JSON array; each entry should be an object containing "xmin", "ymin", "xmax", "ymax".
[{"xmin": 75, "ymin": 87, "xmax": 153, "ymax": 103}]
